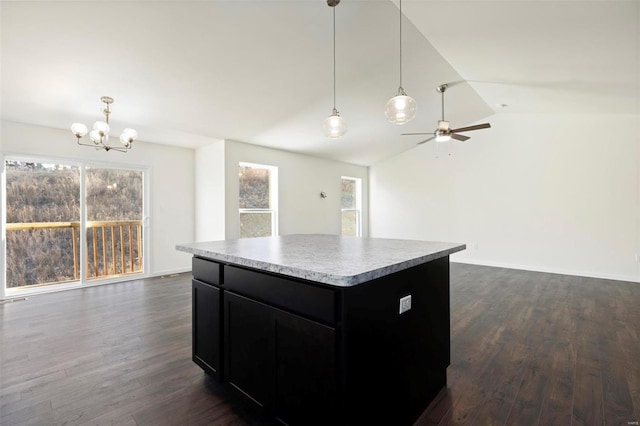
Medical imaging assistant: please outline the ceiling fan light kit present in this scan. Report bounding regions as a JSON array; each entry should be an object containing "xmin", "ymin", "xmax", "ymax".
[
  {"xmin": 323, "ymin": 0, "xmax": 347, "ymax": 139},
  {"xmin": 71, "ymin": 96, "xmax": 137, "ymax": 152},
  {"xmin": 435, "ymin": 132, "xmax": 451, "ymax": 143}
]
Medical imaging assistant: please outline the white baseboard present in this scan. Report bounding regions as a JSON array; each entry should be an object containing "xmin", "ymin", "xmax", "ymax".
[
  {"xmin": 451, "ymin": 257, "xmax": 640, "ymax": 284},
  {"xmin": 149, "ymin": 267, "xmax": 191, "ymax": 278}
]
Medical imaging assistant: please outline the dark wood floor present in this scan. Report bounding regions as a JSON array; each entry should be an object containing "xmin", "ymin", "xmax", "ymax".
[{"xmin": 1, "ymin": 264, "xmax": 639, "ymax": 425}]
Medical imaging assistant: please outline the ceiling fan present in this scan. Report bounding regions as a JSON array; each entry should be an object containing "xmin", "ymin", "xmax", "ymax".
[{"xmin": 402, "ymin": 84, "xmax": 491, "ymax": 145}]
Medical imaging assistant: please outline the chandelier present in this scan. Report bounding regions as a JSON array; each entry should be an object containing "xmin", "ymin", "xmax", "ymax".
[{"xmin": 71, "ymin": 96, "xmax": 137, "ymax": 152}]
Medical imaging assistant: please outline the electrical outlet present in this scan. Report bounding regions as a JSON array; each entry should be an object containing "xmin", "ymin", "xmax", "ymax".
[{"xmin": 399, "ymin": 295, "xmax": 412, "ymax": 314}]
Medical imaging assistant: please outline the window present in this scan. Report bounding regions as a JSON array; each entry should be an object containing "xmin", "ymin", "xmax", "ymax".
[
  {"xmin": 341, "ymin": 176, "xmax": 362, "ymax": 236},
  {"xmin": 239, "ymin": 162, "xmax": 278, "ymax": 238}
]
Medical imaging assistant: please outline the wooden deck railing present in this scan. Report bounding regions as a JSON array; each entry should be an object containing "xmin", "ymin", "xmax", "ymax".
[{"xmin": 6, "ymin": 220, "xmax": 143, "ymax": 281}]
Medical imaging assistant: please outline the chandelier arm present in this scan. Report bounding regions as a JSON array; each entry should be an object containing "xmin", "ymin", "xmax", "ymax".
[
  {"xmin": 77, "ymin": 139, "xmax": 100, "ymax": 148},
  {"xmin": 104, "ymin": 146, "xmax": 130, "ymax": 153},
  {"xmin": 76, "ymin": 134, "xmax": 131, "ymax": 153}
]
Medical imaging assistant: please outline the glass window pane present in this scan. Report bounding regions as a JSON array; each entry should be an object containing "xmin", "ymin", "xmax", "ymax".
[
  {"xmin": 341, "ymin": 179, "xmax": 356, "ymax": 209},
  {"xmin": 86, "ymin": 168, "xmax": 143, "ymax": 221},
  {"xmin": 5, "ymin": 160, "xmax": 80, "ymax": 288},
  {"xmin": 240, "ymin": 212, "xmax": 272, "ymax": 238},
  {"xmin": 341, "ymin": 211, "xmax": 358, "ymax": 236},
  {"xmin": 239, "ymin": 166, "xmax": 270, "ymax": 209},
  {"xmin": 6, "ymin": 161, "xmax": 80, "ymax": 223},
  {"xmin": 85, "ymin": 168, "xmax": 144, "ymax": 280}
]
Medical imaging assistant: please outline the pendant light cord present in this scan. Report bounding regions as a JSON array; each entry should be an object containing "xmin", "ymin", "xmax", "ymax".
[
  {"xmin": 333, "ymin": 6, "xmax": 337, "ymax": 110},
  {"xmin": 399, "ymin": 0, "xmax": 403, "ymax": 89},
  {"xmin": 442, "ymin": 90, "xmax": 445, "ymax": 121}
]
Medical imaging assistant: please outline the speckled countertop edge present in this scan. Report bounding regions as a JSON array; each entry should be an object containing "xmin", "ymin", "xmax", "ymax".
[{"xmin": 176, "ymin": 235, "xmax": 465, "ymax": 287}]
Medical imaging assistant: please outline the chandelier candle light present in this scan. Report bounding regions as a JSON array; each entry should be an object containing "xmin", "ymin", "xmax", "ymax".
[
  {"xmin": 71, "ymin": 96, "xmax": 137, "ymax": 152},
  {"xmin": 385, "ymin": 0, "xmax": 417, "ymax": 125},
  {"xmin": 323, "ymin": 0, "xmax": 347, "ymax": 139}
]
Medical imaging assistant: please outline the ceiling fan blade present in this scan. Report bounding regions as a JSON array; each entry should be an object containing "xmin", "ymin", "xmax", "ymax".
[
  {"xmin": 450, "ymin": 123, "xmax": 491, "ymax": 133},
  {"xmin": 417, "ymin": 136, "xmax": 436, "ymax": 145},
  {"xmin": 402, "ymin": 132, "xmax": 435, "ymax": 136},
  {"xmin": 451, "ymin": 133, "xmax": 470, "ymax": 141}
]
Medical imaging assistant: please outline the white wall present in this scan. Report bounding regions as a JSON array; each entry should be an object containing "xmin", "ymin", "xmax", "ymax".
[
  {"xmin": 222, "ymin": 140, "xmax": 369, "ymax": 240},
  {"xmin": 1, "ymin": 120, "xmax": 196, "ymax": 277},
  {"xmin": 370, "ymin": 113, "xmax": 640, "ymax": 282},
  {"xmin": 195, "ymin": 141, "xmax": 225, "ymax": 241}
]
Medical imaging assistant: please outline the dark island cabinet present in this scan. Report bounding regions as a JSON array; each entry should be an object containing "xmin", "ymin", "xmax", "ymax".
[{"xmin": 190, "ymin": 255, "xmax": 451, "ymax": 425}]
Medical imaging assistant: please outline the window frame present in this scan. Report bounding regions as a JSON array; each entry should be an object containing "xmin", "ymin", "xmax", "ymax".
[
  {"xmin": 341, "ymin": 176, "xmax": 362, "ymax": 237},
  {"xmin": 238, "ymin": 162, "xmax": 278, "ymax": 238}
]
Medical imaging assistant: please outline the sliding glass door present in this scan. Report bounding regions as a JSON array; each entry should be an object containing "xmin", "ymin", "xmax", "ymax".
[{"xmin": 3, "ymin": 158, "xmax": 147, "ymax": 294}]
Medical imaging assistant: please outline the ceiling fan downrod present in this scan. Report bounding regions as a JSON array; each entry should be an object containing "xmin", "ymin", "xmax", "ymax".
[{"xmin": 437, "ymin": 84, "xmax": 448, "ymax": 121}]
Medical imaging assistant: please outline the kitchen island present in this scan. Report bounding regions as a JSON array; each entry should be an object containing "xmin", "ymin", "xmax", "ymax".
[{"xmin": 176, "ymin": 234, "xmax": 465, "ymax": 425}]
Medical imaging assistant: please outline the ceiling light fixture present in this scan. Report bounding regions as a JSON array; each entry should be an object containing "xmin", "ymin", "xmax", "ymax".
[
  {"xmin": 323, "ymin": 0, "xmax": 347, "ymax": 139},
  {"xmin": 385, "ymin": 0, "xmax": 416, "ymax": 125},
  {"xmin": 71, "ymin": 96, "xmax": 137, "ymax": 152}
]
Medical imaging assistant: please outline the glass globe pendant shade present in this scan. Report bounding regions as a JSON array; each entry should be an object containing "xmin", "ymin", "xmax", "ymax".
[
  {"xmin": 323, "ymin": 109, "xmax": 347, "ymax": 139},
  {"xmin": 71, "ymin": 123, "xmax": 88, "ymax": 137},
  {"xmin": 385, "ymin": 88, "xmax": 417, "ymax": 125},
  {"xmin": 120, "ymin": 128, "xmax": 138, "ymax": 146},
  {"xmin": 89, "ymin": 129, "xmax": 102, "ymax": 143},
  {"xmin": 93, "ymin": 121, "xmax": 110, "ymax": 135}
]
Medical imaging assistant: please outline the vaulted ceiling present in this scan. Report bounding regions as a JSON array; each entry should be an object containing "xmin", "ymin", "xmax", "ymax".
[{"xmin": 1, "ymin": 1, "xmax": 638, "ymax": 166}]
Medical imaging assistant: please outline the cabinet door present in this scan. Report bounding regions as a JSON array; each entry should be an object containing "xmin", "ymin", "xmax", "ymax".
[
  {"xmin": 192, "ymin": 279, "xmax": 222, "ymax": 380},
  {"xmin": 224, "ymin": 292, "xmax": 273, "ymax": 408},
  {"xmin": 274, "ymin": 310, "xmax": 337, "ymax": 425},
  {"xmin": 225, "ymin": 291, "xmax": 338, "ymax": 423}
]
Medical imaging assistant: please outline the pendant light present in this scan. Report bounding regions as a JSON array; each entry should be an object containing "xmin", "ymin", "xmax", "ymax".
[
  {"xmin": 323, "ymin": 0, "xmax": 347, "ymax": 139},
  {"xmin": 385, "ymin": 0, "xmax": 417, "ymax": 125}
]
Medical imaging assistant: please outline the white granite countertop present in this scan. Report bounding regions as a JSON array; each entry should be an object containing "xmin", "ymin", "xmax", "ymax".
[{"xmin": 176, "ymin": 234, "xmax": 465, "ymax": 287}]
